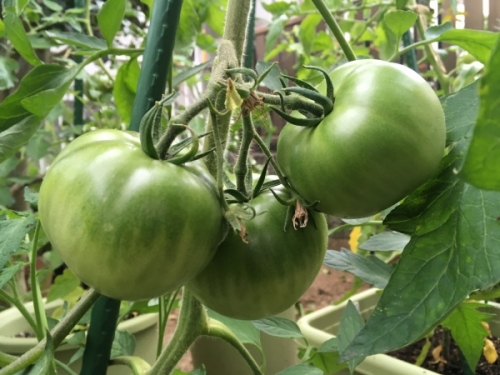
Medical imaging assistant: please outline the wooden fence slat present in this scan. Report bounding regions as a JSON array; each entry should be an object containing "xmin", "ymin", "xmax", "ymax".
[{"xmin": 464, "ymin": 0, "xmax": 485, "ymax": 29}]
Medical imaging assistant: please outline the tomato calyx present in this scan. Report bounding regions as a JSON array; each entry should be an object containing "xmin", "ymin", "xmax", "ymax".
[{"xmin": 271, "ymin": 65, "xmax": 335, "ymax": 128}]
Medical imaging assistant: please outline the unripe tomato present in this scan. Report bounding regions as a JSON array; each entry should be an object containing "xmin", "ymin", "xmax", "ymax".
[
  {"xmin": 277, "ymin": 60, "xmax": 446, "ymax": 218},
  {"xmin": 187, "ymin": 189, "xmax": 328, "ymax": 320},
  {"xmin": 39, "ymin": 129, "xmax": 224, "ymax": 301}
]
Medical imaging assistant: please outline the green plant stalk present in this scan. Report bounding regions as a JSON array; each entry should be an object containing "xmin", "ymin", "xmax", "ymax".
[
  {"xmin": 210, "ymin": 107, "xmax": 230, "ymax": 212},
  {"xmin": 157, "ymin": 295, "xmax": 167, "ymax": 358},
  {"xmin": 222, "ymin": 0, "xmax": 251, "ymax": 65},
  {"xmin": 129, "ymin": 0, "xmax": 184, "ymax": 131},
  {"xmin": 310, "ymin": 0, "xmax": 356, "ymax": 62},
  {"xmin": 234, "ymin": 112, "xmax": 253, "ymax": 197},
  {"xmin": 55, "ymin": 359, "xmax": 78, "ymax": 375},
  {"xmin": 252, "ymin": 128, "xmax": 289, "ymax": 190},
  {"xmin": 0, "ymin": 352, "xmax": 17, "ymax": 368},
  {"xmin": 415, "ymin": 16, "xmax": 449, "ymax": 95},
  {"xmin": 303, "ymin": 1, "xmax": 393, "ymax": 14},
  {"xmin": 414, "ymin": 330, "xmax": 433, "ymax": 366},
  {"xmin": 146, "ymin": 290, "xmax": 208, "ymax": 375},
  {"xmin": 80, "ymin": 296, "xmax": 121, "ymax": 375},
  {"xmin": 257, "ymin": 92, "xmax": 323, "ymax": 117},
  {"xmin": 29, "ymin": 221, "xmax": 47, "ymax": 341},
  {"xmin": 205, "ymin": 319, "xmax": 264, "ymax": 375},
  {"xmin": 109, "ymin": 356, "xmax": 151, "ymax": 374},
  {"xmin": 0, "ymin": 289, "xmax": 39, "ymax": 338},
  {"xmin": 0, "ymin": 289, "xmax": 100, "ymax": 375}
]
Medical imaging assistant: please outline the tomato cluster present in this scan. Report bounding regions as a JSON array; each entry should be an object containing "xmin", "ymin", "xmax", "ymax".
[{"xmin": 38, "ymin": 59, "xmax": 445, "ymax": 320}]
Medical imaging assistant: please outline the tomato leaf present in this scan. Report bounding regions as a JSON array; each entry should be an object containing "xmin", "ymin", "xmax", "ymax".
[
  {"xmin": 0, "ymin": 214, "xmax": 36, "ymax": 271},
  {"xmin": 114, "ymin": 60, "xmax": 139, "ymax": 125},
  {"xmin": 276, "ymin": 363, "xmax": 323, "ymax": 375},
  {"xmin": 337, "ymin": 301, "xmax": 365, "ymax": 372},
  {"xmin": 460, "ymin": 36, "xmax": 500, "ymax": 190},
  {"xmin": 265, "ymin": 15, "xmax": 287, "ymax": 56},
  {"xmin": 323, "ymin": 249, "xmax": 393, "ymax": 289},
  {"xmin": 45, "ymin": 31, "xmax": 107, "ymax": 50},
  {"xmin": 4, "ymin": 12, "xmax": 42, "ymax": 67},
  {"xmin": 0, "ymin": 55, "xmax": 18, "ymax": 90},
  {"xmin": 256, "ymin": 61, "xmax": 282, "ymax": 91},
  {"xmin": 340, "ymin": 81, "xmax": 500, "ymax": 362},
  {"xmin": 384, "ymin": 10, "xmax": 418, "ymax": 39},
  {"xmin": 435, "ymin": 29, "xmax": 499, "ymax": 64},
  {"xmin": 0, "ymin": 262, "xmax": 24, "ymax": 289},
  {"xmin": 441, "ymin": 302, "xmax": 493, "ymax": 371},
  {"xmin": 317, "ymin": 337, "xmax": 339, "ymax": 353},
  {"xmin": 110, "ymin": 330, "xmax": 136, "ymax": 358},
  {"xmin": 252, "ymin": 317, "xmax": 303, "ymax": 339},
  {"xmin": 0, "ymin": 115, "xmax": 41, "ymax": 164},
  {"xmin": 207, "ymin": 309, "xmax": 261, "ymax": 348},
  {"xmin": 46, "ymin": 269, "xmax": 82, "ymax": 302},
  {"xmin": 358, "ymin": 231, "xmax": 410, "ymax": 251},
  {"xmin": 97, "ymin": 0, "xmax": 126, "ymax": 47},
  {"xmin": 424, "ymin": 22, "xmax": 454, "ymax": 40}
]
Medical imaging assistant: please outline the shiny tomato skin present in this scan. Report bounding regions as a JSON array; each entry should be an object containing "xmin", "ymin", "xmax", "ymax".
[
  {"xmin": 277, "ymin": 60, "xmax": 446, "ymax": 218},
  {"xmin": 38, "ymin": 129, "xmax": 224, "ymax": 301},
  {"xmin": 187, "ymin": 190, "xmax": 328, "ymax": 320}
]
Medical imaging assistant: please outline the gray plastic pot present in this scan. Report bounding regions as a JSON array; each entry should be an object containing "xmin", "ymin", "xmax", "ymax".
[{"xmin": 0, "ymin": 299, "xmax": 158, "ymax": 375}]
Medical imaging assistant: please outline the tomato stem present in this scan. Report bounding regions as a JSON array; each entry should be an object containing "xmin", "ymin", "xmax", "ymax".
[
  {"xmin": 205, "ymin": 319, "xmax": 264, "ymax": 375},
  {"xmin": 310, "ymin": 0, "xmax": 357, "ymax": 62},
  {"xmin": 147, "ymin": 290, "xmax": 208, "ymax": 375},
  {"xmin": 257, "ymin": 91, "xmax": 324, "ymax": 117},
  {"xmin": 29, "ymin": 221, "xmax": 48, "ymax": 341},
  {"xmin": 109, "ymin": 356, "xmax": 151, "ymax": 374},
  {"xmin": 234, "ymin": 111, "xmax": 254, "ymax": 198}
]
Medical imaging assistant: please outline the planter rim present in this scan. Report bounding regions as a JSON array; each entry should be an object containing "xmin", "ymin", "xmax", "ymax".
[{"xmin": 0, "ymin": 299, "xmax": 157, "ymax": 354}]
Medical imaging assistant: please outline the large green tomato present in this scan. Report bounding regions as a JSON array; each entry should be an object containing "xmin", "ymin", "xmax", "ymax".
[
  {"xmin": 39, "ymin": 129, "xmax": 224, "ymax": 301},
  {"xmin": 186, "ymin": 189, "xmax": 328, "ymax": 320},
  {"xmin": 277, "ymin": 60, "xmax": 446, "ymax": 218}
]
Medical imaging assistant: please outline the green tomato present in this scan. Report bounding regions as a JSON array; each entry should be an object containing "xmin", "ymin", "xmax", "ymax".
[
  {"xmin": 39, "ymin": 129, "xmax": 224, "ymax": 301},
  {"xmin": 277, "ymin": 60, "xmax": 446, "ymax": 218},
  {"xmin": 187, "ymin": 189, "xmax": 328, "ymax": 320}
]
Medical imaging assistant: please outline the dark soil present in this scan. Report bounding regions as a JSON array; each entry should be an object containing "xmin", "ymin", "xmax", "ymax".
[{"xmin": 389, "ymin": 326, "xmax": 500, "ymax": 375}]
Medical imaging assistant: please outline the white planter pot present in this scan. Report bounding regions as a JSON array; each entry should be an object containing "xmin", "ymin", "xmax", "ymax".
[
  {"xmin": 191, "ymin": 306, "xmax": 299, "ymax": 374},
  {"xmin": 0, "ymin": 299, "xmax": 158, "ymax": 375},
  {"xmin": 297, "ymin": 288, "xmax": 439, "ymax": 375}
]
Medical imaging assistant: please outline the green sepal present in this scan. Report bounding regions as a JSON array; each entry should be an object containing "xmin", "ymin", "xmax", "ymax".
[
  {"xmin": 304, "ymin": 65, "xmax": 334, "ymax": 101},
  {"xmin": 281, "ymin": 73, "xmax": 319, "ymax": 92},
  {"xmin": 284, "ymin": 205, "xmax": 294, "ymax": 232},
  {"xmin": 223, "ymin": 171, "xmax": 237, "ymax": 189},
  {"xmin": 236, "ymin": 87, "xmax": 251, "ymax": 100},
  {"xmin": 192, "ymin": 147, "xmax": 215, "ymax": 161},
  {"xmin": 224, "ymin": 189, "xmax": 249, "ymax": 203},
  {"xmin": 275, "ymin": 91, "xmax": 286, "ymax": 111},
  {"xmin": 271, "ymin": 107, "xmax": 322, "ymax": 127},
  {"xmin": 207, "ymin": 99, "xmax": 230, "ymax": 117},
  {"xmin": 260, "ymin": 179, "xmax": 281, "ymax": 191},
  {"xmin": 279, "ymin": 77, "xmax": 287, "ymax": 89},
  {"xmin": 255, "ymin": 62, "xmax": 278, "ymax": 88},
  {"xmin": 252, "ymin": 157, "xmax": 272, "ymax": 198},
  {"xmin": 284, "ymin": 86, "xmax": 333, "ymax": 115},
  {"xmin": 167, "ymin": 125, "xmax": 199, "ymax": 165},
  {"xmin": 139, "ymin": 103, "xmax": 161, "ymax": 160},
  {"xmin": 168, "ymin": 131, "xmax": 211, "ymax": 157},
  {"xmin": 226, "ymin": 67, "xmax": 258, "ymax": 83},
  {"xmin": 269, "ymin": 188, "xmax": 294, "ymax": 207}
]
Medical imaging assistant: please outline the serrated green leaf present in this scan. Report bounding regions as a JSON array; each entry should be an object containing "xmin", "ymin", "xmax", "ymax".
[
  {"xmin": 172, "ymin": 60, "xmax": 213, "ymax": 87},
  {"xmin": 97, "ymin": 0, "xmax": 126, "ymax": 47},
  {"xmin": 110, "ymin": 330, "xmax": 136, "ymax": 358},
  {"xmin": 45, "ymin": 31, "xmax": 107, "ymax": 50},
  {"xmin": 0, "ymin": 115, "xmax": 41, "ymax": 163},
  {"xmin": 324, "ymin": 249, "xmax": 393, "ymax": 289},
  {"xmin": 261, "ymin": 1, "xmax": 293, "ymax": 15},
  {"xmin": 299, "ymin": 14, "xmax": 322, "ymax": 57},
  {"xmin": 276, "ymin": 363, "xmax": 323, "ymax": 375},
  {"xmin": 340, "ymin": 81, "xmax": 500, "ymax": 362},
  {"xmin": 358, "ymin": 231, "xmax": 411, "ymax": 251},
  {"xmin": 207, "ymin": 309, "xmax": 261, "ymax": 348},
  {"xmin": 436, "ymin": 29, "xmax": 499, "ymax": 64},
  {"xmin": 0, "ymin": 214, "xmax": 36, "ymax": 270},
  {"xmin": 4, "ymin": 12, "xmax": 42, "ymax": 67},
  {"xmin": 384, "ymin": 10, "xmax": 418, "ymax": 39},
  {"xmin": 24, "ymin": 187, "xmax": 38, "ymax": 206},
  {"xmin": 317, "ymin": 337, "xmax": 339, "ymax": 353},
  {"xmin": 43, "ymin": 0, "xmax": 62, "ymax": 11},
  {"xmin": 460, "ymin": 36, "xmax": 500, "ymax": 190},
  {"xmin": 338, "ymin": 301, "xmax": 365, "ymax": 373},
  {"xmin": 114, "ymin": 60, "xmax": 139, "ymax": 125},
  {"xmin": 441, "ymin": 301, "xmax": 493, "ymax": 371},
  {"xmin": 0, "ymin": 262, "xmax": 23, "ymax": 289},
  {"xmin": 252, "ymin": 317, "xmax": 303, "ymax": 339},
  {"xmin": 46, "ymin": 269, "xmax": 81, "ymax": 302},
  {"xmin": 0, "ymin": 55, "xmax": 18, "ymax": 90}
]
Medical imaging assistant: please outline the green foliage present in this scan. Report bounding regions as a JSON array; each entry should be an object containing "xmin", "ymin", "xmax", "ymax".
[
  {"xmin": 337, "ymin": 301, "xmax": 365, "ymax": 372},
  {"xmin": 252, "ymin": 317, "xmax": 303, "ymax": 339},
  {"xmin": 97, "ymin": 0, "xmax": 127, "ymax": 47},
  {"xmin": 0, "ymin": 213, "xmax": 36, "ymax": 270}
]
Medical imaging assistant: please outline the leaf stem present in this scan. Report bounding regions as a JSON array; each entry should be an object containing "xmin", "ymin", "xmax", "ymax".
[
  {"xmin": 257, "ymin": 92, "xmax": 323, "ymax": 117},
  {"xmin": 328, "ymin": 220, "xmax": 384, "ymax": 235},
  {"xmin": 0, "ymin": 290, "xmax": 40, "ymax": 339},
  {"xmin": 109, "ymin": 356, "xmax": 151, "ymax": 374},
  {"xmin": 0, "ymin": 289, "xmax": 100, "ymax": 375},
  {"xmin": 29, "ymin": 221, "xmax": 47, "ymax": 341},
  {"xmin": 310, "ymin": 0, "xmax": 356, "ymax": 61},
  {"xmin": 234, "ymin": 112, "xmax": 253, "ymax": 197}
]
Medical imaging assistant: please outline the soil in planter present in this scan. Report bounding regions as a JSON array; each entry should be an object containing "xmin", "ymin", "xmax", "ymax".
[{"xmin": 389, "ymin": 326, "xmax": 500, "ymax": 375}]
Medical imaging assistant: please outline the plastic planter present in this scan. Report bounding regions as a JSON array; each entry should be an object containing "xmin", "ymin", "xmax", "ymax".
[{"xmin": 0, "ymin": 299, "xmax": 158, "ymax": 375}]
